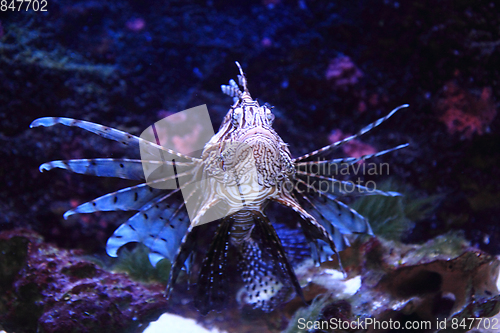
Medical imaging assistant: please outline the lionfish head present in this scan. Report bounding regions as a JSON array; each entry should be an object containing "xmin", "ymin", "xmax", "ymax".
[
  {"xmin": 213, "ymin": 62, "xmax": 294, "ymax": 188},
  {"xmin": 220, "ymin": 62, "xmax": 276, "ymax": 132}
]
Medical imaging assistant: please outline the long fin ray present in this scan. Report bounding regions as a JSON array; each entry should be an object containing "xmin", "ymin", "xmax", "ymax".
[
  {"xmin": 296, "ymin": 172, "xmax": 401, "ymax": 197},
  {"xmin": 296, "ymin": 143, "xmax": 409, "ymax": 167},
  {"xmin": 40, "ymin": 159, "xmax": 193, "ymax": 180},
  {"xmin": 299, "ymin": 191, "xmax": 372, "ymax": 236},
  {"xmin": 297, "ymin": 193, "xmax": 350, "ymax": 250},
  {"xmin": 293, "ymin": 105, "xmax": 409, "ymax": 162},
  {"xmin": 64, "ymin": 184, "xmax": 165, "ymax": 218},
  {"xmin": 148, "ymin": 193, "xmax": 194, "ymax": 267},
  {"xmin": 63, "ymin": 170, "xmax": 196, "ymax": 218},
  {"xmin": 272, "ymin": 193, "xmax": 340, "ymax": 265},
  {"xmin": 30, "ymin": 117, "xmax": 199, "ymax": 163}
]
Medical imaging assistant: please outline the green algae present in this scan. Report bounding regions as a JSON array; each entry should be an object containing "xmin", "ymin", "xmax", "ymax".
[
  {"xmin": 111, "ymin": 244, "xmax": 171, "ymax": 284},
  {"xmin": 350, "ymin": 179, "xmax": 443, "ymax": 241}
]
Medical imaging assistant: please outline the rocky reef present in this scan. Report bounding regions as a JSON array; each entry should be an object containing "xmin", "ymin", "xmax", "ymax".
[
  {"xmin": 2, "ymin": 227, "xmax": 499, "ymax": 333},
  {"xmin": 285, "ymin": 233, "xmax": 500, "ymax": 333},
  {"xmin": 0, "ymin": 229, "xmax": 170, "ymax": 333}
]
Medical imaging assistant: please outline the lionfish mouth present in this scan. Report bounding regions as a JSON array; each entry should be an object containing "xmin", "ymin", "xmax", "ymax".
[
  {"xmin": 31, "ymin": 61, "xmax": 408, "ymax": 315},
  {"xmin": 239, "ymin": 127, "xmax": 274, "ymax": 140}
]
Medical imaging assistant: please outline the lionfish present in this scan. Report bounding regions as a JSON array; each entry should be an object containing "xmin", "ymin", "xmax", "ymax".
[{"xmin": 31, "ymin": 62, "xmax": 408, "ymax": 314}]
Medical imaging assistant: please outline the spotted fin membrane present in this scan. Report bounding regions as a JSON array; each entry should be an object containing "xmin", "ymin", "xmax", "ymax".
[{"xmin": 31, "ymin": 62, "xmax": 408, "ymax": 314}]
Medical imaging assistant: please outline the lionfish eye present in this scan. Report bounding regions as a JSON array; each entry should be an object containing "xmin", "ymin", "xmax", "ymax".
[
  {"xmin": 232, "ymin": 108, "xmax": 243, "ymax": 125},
  {"xmin": 265, "ymin": 108, "xmax": 274, "ymax": 123}
]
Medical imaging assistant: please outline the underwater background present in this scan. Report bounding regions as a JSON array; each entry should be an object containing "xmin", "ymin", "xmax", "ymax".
[{"xmin": 1, "ymin": 0, "xmax": 500, "ymax": 332}]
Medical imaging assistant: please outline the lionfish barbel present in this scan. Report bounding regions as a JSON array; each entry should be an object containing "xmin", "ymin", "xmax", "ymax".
[{"xmin": 31, "ymin": 62, "xmax": 408, "ymax": 314}]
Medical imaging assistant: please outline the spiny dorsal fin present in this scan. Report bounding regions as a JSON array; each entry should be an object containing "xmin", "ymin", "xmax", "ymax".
[
  {"xmin": 235, "ymin": 61, "xmax": 249, "ymax": 93},
  {"xmin": 221, "ymin": 61, "xmax": 252, "ymax": 102}
]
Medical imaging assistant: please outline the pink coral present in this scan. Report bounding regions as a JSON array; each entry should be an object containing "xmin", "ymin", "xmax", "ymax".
[
  {"xmin": 437, "ymin": 81, "xmax": 497, "ymax": 139},
  {"xmin": 325, "ymin": 56, "xmax": 364, "ymax": 88},
  {"xmin": 261, "ymin": 37, "xmax": 272, "ymax": 47},
  {"xmin": 328, "ymin": 129, "xmax": 377, "ymax": 162},
  {"xmin": 154, "ymin": 110, "xmax": 204, "ymax": 154},
  {"xmin": 125, "ymin": 18, "xmax": 146, "ymax": 32},
  {"xmin": 171, "ymin": 123, "xmax": 203, "ymax": 155}
]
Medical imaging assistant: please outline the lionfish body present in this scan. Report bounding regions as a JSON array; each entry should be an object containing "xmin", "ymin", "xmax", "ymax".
[{"xmin": 31, "ymin": 62, "xmax": 408, "ymax": 314}]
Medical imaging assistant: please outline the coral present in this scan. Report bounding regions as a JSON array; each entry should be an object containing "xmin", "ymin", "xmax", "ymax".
[
  {"xmin": 0, "ymin": 229, "xmax": 168, "ymax": 333},
  {"xmin": 260, "ymin": 37, "xmax": 272, "ymax": 48},
  {"xmin": 437, "ymin": 81, "xmax": 497, "ymax": 139},
  {"xmin": 328, "ymin": 129, "xmax": 377, "ymax": 160},
  {"xmin": 125, "ymin": 18, "xmax": 146, "ymax": 32},
  {"xmin": 325, "ymin": 56, "xmax": 363, "ymax": 89},
  {"xmin": 152, "ymin": 110, "xmax": 208, "ymax": 154},
  {"xmin": 284, "ymin": 233, "xmax": 500, "ymax": 333}
]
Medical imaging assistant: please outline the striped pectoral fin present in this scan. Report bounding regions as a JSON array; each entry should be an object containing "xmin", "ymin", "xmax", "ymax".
[
  {"xmin": 273, "ymin": 223, "xmax": 311, "ymax": 264},
  {"xmin": 64, "ymin": 167, "xmax": 198, "ymax": 218},
  {"xmin": 297, "ymin": 216, "xmax": 342, "ymax": 262},
  {"xmin": 40, "ymin": 159, "xmax": 146, "ymax": 180},
  {"xmin": 64, "ymin": 183, "xmax": 167, "ymax": 218},
  {"xmin": 39, "ymin": 159, "xmax": 190, "ymax": 181},
  {"xmin": 194, "ymin": 218, "xmax": 235, "ymax": 315},
  {"xmin": 30, "ymin": 117, "xmax": 196, "ymax": 163},
  {"xmin": 30, "ymin": 117, "xmax": 144, "ymax": 147},
  {"xmin": 148, "ymin": 208, "xmax": 190, "ymax": 267},
  {"xmin": 303, "ymin": 193, "xmax": 373, "ymax": 236},
  {"xmin": 273, "ymin": 194, "xmax": 340, "ymax": 259},
  {"xmin": 106, "ymin": 192, "xmax": 186, "ymax": 262}
]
